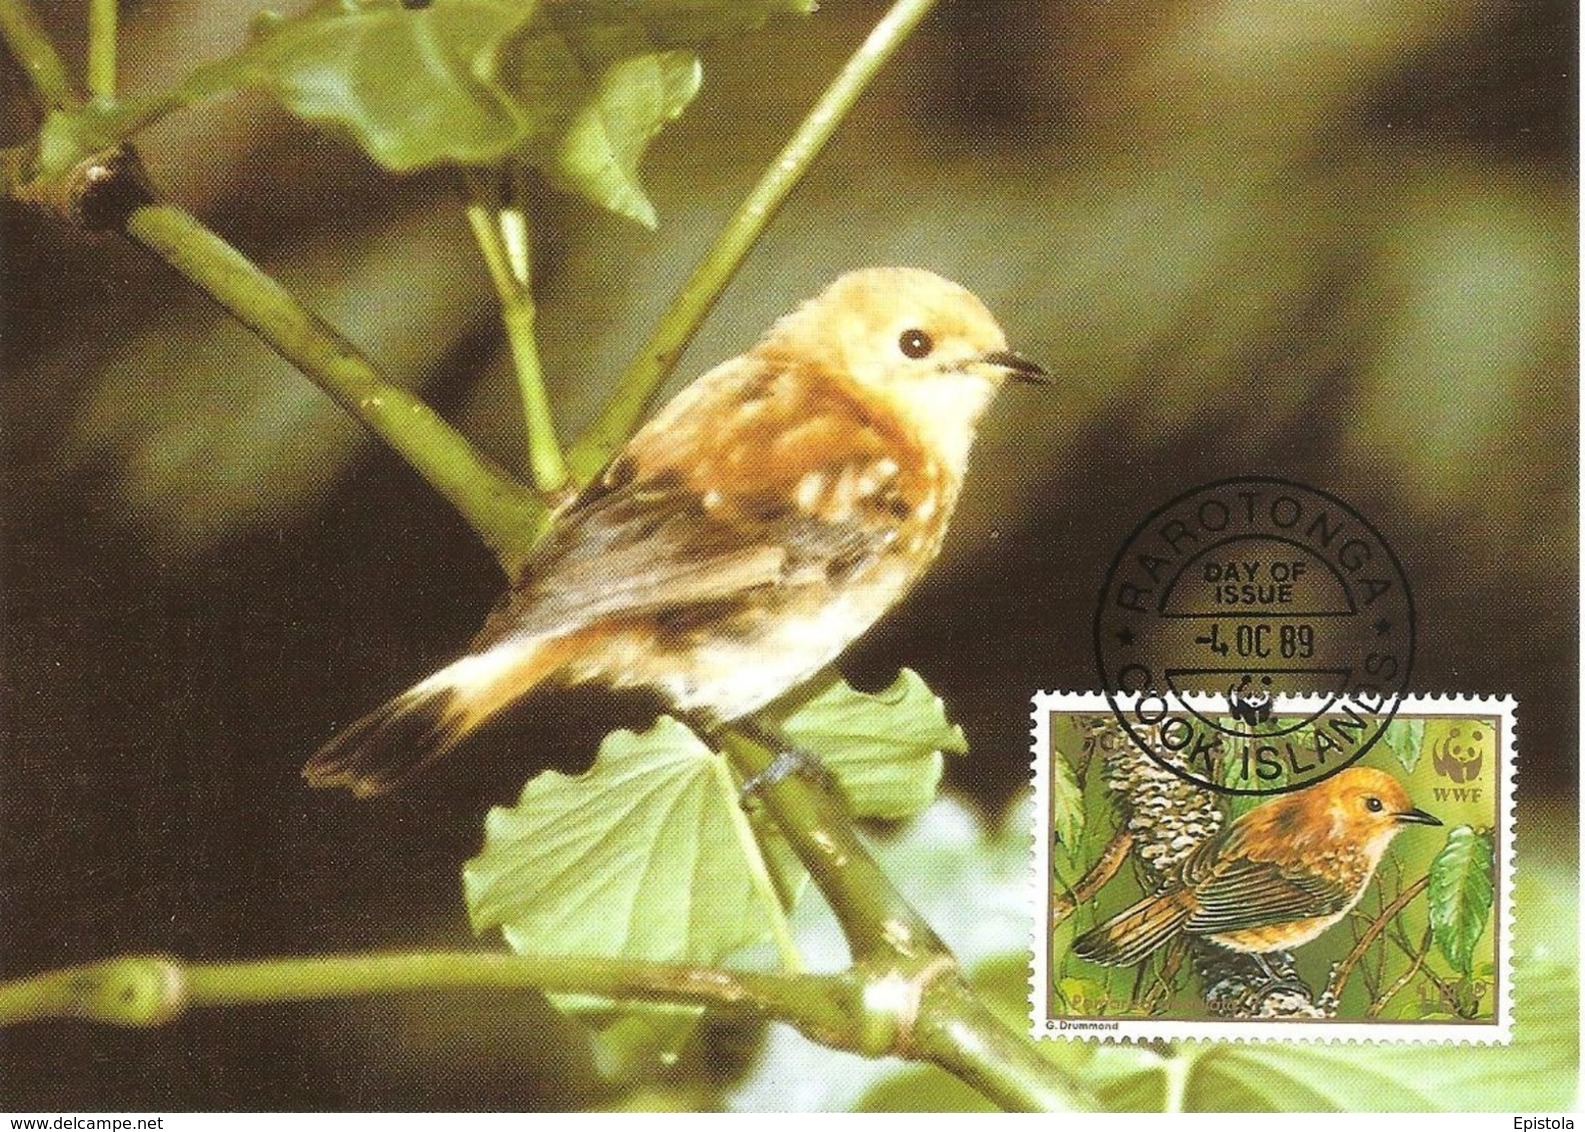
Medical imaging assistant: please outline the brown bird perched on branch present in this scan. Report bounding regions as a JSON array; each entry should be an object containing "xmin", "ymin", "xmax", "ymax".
[
  {"xmin": 1073, "ymin": 766, "xmax": 1442, "ymax": 971},
  {"xmin": 305, "ymin": 268, "xmax": 1048, "ymax": 797}
]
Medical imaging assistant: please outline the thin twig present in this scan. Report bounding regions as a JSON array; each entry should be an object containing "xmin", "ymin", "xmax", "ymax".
[
  {"xmin": 1141, "ymin": 941, "xmax": 1184, "ymax": 1013},
  {"xmin": 1324, "ymin": 873, "xmax": 1429, "ymax": 1004},
  {"xmin": 1050, "ymin": 828, "xmax": 1134, "ymax": 925},
  {"xmin": 1385, "ymin": 920, "xmax": 1463, "ymax": 1013},
  {"xmin": 566, "ymin": 0, "xmax": 944, "ymax": 481},
  {"xmin": 463, "ymin": 168, "xmax": 569, "ymax": 494},
  {"xmin": 1368, "ymin": 925, "xmax": 1433, "ymax": 1018}
]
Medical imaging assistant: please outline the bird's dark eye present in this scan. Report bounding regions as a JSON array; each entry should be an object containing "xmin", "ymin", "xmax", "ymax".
[
  {"xmin": 899, "ymin": 329, "xmax": 933, "ymax": 359},
  {"xmin": 1365, "ymin": 796, "xmax": 1384, "ymax": 813}
]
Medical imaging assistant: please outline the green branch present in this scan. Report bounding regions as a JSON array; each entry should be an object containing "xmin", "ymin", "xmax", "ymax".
[
  {"xmin": 723, "ymin": 731, "xmax": 943, "ymax": 964},
  {"xmin": 0, "ymin": 952, "xmax": 860, "ymax": 1043},
  {"xmin": 913, "ymin": 978, "xmax": 1089, "ymax": 1113},
  {"xmin": 118, "ymin": 192, "xmax": 549, "ymax": 573},
  {"xmin": 464, "ymin": 168, "xmax": 569, "ymax": 495},
  {"xmin": 86, "ymin": 0, "xmax": 115, "ymax": 99},
  {"xmin": 0, "ymin": 0, "xmax": 74, "ymax": 111},
  {"xmin": 709, "ymin": 753, "xmax": 805, "ymax": 973},
  {"xmin": 722, "ymin": 731, "xmax": 1086, "ymax": 1111},
  {"xmin": 566, "ymin": 0, "xmax": 943, "ymax": 481}
]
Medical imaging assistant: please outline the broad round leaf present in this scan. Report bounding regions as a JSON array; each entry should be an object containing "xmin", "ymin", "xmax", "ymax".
[
  {"xmin": 757, "ymin": 668, "xmax": 968, "ymax": 820},
  {"xmin": 176, "ymin": 1, "xmax": 542, "ymax": 172},
  {"xmin": 463, "ymin": 716, "xmax": 787, "ymax": 965}
]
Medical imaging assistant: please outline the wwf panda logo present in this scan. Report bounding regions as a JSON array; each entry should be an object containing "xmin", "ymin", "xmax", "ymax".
[{"xmin": 1431, "ymin": 724, "xmax": 1485, "ymax": 784}]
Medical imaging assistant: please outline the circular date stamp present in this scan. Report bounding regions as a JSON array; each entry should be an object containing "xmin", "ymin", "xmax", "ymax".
[{"xmin": 1093, "ymin": 477, "xmax": 1415, "ymax": 795}]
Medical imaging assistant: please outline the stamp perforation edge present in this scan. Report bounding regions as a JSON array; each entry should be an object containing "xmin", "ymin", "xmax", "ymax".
[{"xmin": 1027, "ymin": 691, "xmax": 1516, "ymax": 1044}]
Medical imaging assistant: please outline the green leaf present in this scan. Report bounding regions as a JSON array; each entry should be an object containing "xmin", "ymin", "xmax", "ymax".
[
  {"xmin": 1382, "ymin": 717, "xmax": 1427, "ymax": 773},
  {"xmin": 176, "ymin": 1, "xmax": 541, "ymax": 173},
  {"xmin": 1427, "ymin": 825, "xmax": 1495, "ymax": 975},
  {"xmin": 90, "ymin": 0, "xmax": 811, "ymax": 212},
  {"xmin": 756, "ymin": 669, "xmax": 968, "ymax": 820},
  {"xmin": 533, "ymin": 0, "xmax": 816, "ymax": 43},
  {"xmin": 1048, "ymin": 725, "xmax": 1085, "ymax": 851},
  {"xmin": 1053, "ymin": 725, "xmax": 1121, "ymax": 895},
  {"xmin": 854, "ymin": 1066, "xmax": 999, "ymax": 1113},
  {"xmin": 463, "ymin": 716, "xmax": 786, "ymax": 966},
  {"xmin": 1055, "ymin": 976, "xmax": 1109, "ymax": 1014},
  {"xmin": 536, "ymin": 47, "xmax": 702, "ymax": 227}
]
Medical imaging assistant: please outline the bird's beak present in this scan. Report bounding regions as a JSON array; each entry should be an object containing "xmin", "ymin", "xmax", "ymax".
[
  {"xmin": 1395, "ymin": 807, "xmax": 1443, "ymax": 826},
  {"xmin": 979, "ymin": 349, "xmax": 1051, "ymax": 385}
]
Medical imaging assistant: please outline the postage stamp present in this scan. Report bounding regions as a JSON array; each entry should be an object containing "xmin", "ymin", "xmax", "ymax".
[{"xmin": 1029, "ymin": 692, "xmax": 1515, "ymax": 1042}]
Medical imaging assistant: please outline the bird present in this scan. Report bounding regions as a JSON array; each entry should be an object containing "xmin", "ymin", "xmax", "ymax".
[
  {"xmin": 1072, "ymin": 766, "xmax": 1442, "ymax": 970},
  {"xmin": 305, "ymin": 267, "xmax": 1048, "ymax": 797}
]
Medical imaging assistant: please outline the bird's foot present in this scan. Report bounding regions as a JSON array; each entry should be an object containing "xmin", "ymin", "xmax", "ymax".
[
  {"xmin": 738, "ymin": 747, "xmax": 836, "ymax": 802},
  {"xmin": 1247, "ymin": 952, "xmax": 1312, "ymax": 1003}
]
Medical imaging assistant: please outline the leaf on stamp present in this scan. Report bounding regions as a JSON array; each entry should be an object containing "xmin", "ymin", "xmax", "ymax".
[
  {"xmin": 1426, "ymin": 824, "xmax": 1495, "ymax": 976},
  {"xmin": 463, "ymin": 716, "xmax": 789, "ymax": 968},
  {"xmin": 1381, "ymin": 717, "xmax": 1427, "ymax": 774},
  {"xmin": 756, "ymin": 668, "xmax": 968, "ymax": 820}
]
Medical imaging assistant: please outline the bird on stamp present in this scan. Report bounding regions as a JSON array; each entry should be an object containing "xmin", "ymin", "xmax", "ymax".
[
  {"xmin": 1073, "ymin": 766, "xmax": 1442, "ymax": 975},
  {"xmin": 305, "ymin": 268, "xmax": 1048, "ymax": 798}
]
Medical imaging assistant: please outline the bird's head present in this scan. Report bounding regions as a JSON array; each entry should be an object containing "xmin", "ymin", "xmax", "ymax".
[
  {"xmin": 763, "ymin": 267, "xmax": 1048, "ymax": 469},
  {"xmin": 1312, "ymin": 765, "xmax": 1442, "ymax": 857}
]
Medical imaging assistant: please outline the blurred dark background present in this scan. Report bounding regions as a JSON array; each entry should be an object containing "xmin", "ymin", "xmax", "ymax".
[{"xmin": 2, "ymin": 0, "xmax": 1577, "ymax": 1110}]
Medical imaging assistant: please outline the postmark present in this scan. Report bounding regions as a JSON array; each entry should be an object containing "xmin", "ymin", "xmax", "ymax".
[
  {"xmin": 1094, "ymin": 477, "xmax": 1415, "ymax": 795},
  {"xmin": 1028, "ymin": 692, "xmax": 1514, "ymax": 1042}
]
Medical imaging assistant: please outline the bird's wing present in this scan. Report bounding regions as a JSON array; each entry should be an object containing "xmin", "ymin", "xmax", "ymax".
[
  {"xmin": 1182, "ymin": 846, "xmax": 1356, "ymax": 935},
  {"xmin": 474, "ymin": 361, "xmax": 911, "ymax": 648}
]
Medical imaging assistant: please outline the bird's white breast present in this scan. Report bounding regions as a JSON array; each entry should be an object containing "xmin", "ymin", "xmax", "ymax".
[{"xmin": 573, "ymin": 563, "xmax": 912, "ymax": 722}]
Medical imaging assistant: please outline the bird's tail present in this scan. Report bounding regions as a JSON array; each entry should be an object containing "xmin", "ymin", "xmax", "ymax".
[
  {"xmin": 303, "ymin": 635, "xmax": 576, "ymax": 798},
  {"xmin": 1072, "ymin": 889, "xmax": 1197, "ymax": 967}
]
